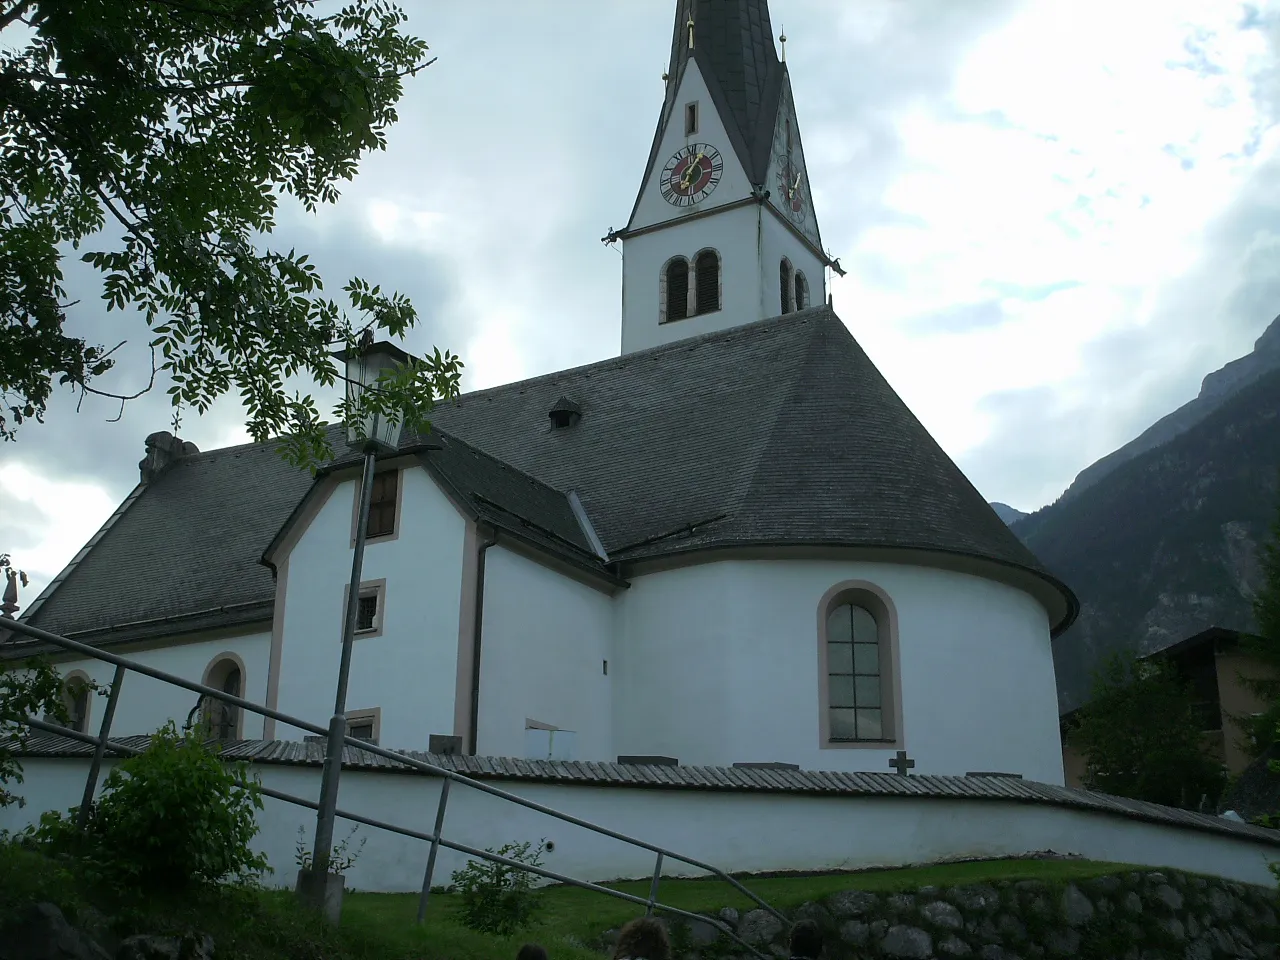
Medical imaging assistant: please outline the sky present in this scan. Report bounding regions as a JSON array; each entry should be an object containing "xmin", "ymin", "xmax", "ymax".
[{"xmin": 4, "ymin": 0, "xmax": 1280, "ymax": 606}]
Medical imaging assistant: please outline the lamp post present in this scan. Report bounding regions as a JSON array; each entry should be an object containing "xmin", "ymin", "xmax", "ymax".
[{"xmin": 305, "ymin": 339, "xmax": 411, "ymax": 917}]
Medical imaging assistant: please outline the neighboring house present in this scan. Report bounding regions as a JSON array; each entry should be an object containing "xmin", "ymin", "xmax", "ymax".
[
  {"xmin": 0, "ymin": 0, "xmax": 1080, "ymax": 785},
  {"xmin": 1060, "ymin": 626, "xmax": 1275, "ymax": 788}
]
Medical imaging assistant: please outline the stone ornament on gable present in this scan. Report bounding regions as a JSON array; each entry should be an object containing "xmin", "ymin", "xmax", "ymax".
[{"xmin": 1, "ymin": 553, "xmax": 28, "ymax": 618}]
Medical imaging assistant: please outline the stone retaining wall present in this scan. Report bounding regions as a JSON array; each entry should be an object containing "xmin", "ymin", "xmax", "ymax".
[{"xmin": 606, "ymin": 869, "xmax": 1280, "ymax": 960}]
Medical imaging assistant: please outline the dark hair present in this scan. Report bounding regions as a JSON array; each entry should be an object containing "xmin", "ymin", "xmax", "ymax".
[
  {"xmin": 612, "ymin": 916, "xmax": 671, "ymax": 960},
  {"xmin": 517, "ymin": 945, "xmax": 549, "ymax": 960},
  {"xmin": 790, "ymin": 919, "xmax": 822, "ymax": 959}
]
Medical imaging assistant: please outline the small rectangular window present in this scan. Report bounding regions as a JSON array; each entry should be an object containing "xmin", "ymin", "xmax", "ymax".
[
  {"xmin": 356, "ymin": 593, "xmax": 378, "ymax": 633},
  {"xmin": 366, "ymin": 469, "xmax": 399, "ymax": 538},
  {"xmin": 685, "ymin": 101, "xmax": 698, "ymax": 136},
  {"xmin": 346, "ymin": 709, "xmax": 379, "ymax": 745}
]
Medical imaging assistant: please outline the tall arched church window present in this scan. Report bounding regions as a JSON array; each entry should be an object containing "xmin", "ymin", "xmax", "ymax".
[
  {"xmin": 794, "ymin": 271, "xmax": 809, "ymax": 311},
  {"xmin": 694, "ymin": 249, "xmax": 720, "ymax": 315},
  {"xmin": 818, "ymin": 584, "xmax": 900, "ymax": 747},
  {"xmin": 664, "ymin": 257, "xmax": 690, "ymax": 322},
  {"xmin": 779, "ymin": 258, "xmax": 793, "ymax": 314},
  {"xmin": 202, "ymin": 656, "xmax": 244, "ymax": 739}
]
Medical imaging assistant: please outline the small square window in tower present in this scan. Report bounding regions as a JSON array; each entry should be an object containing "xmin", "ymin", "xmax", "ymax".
[
  {"xmin": 356, "ymin": 593, "xmax": 379, "ymax": 633},
  {"xmin": 684, "ymin": 102, "xmax": 698, "ymax": 136},
  {"xmin": 694, "ymin": 250, "xmax": 720, "ymax": 315},
  {"xmin": 366, "ymin": 470, "xmax": 398, "ymax": 538}
]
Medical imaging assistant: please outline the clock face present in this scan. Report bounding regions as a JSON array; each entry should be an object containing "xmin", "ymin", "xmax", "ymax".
[
  {"xmin": 660, "ymin": 143, "xmax": 724, "ymax": 207},
  {"xmin": 776, "ymin": 159, "xmax": 806, "ymax": 222}
]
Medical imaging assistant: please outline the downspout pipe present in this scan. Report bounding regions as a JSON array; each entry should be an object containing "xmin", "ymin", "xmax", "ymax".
[{"xmin": 468, "ymin": 528, "xmax": 499, "ymax": 756}]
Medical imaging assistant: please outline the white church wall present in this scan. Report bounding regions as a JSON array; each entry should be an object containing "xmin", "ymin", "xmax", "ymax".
[
  {"xmin": 757, "ymin": 212, "xmax": 825, "ymax": 317},
  {"xmin": 474, "ymin": 546, "xmax": 613, "ymax": 761},
  {"xmin": 5, "ymin": 759, "xmax": 1276, "ymax": 892},
  {"xmin": 628, "ymin": 61, "xmax": 753, "ymax": 234},
  {"xmin": 273, "ymin": 467, "xmax": 467, "ymax": 748},
  {"xmin": 35, "ymin": 629, "xmax": 271, "ymax": 739},
  {"xmin": 622, "ymin": 204, "xmax": 767, "ymax": 355},
  {"xmin": 614, "ymin": 558, "xmax": 1064, "ymax": 784}
]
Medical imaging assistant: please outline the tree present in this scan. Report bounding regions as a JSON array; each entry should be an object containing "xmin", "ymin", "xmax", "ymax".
[
  {"xmin": 0, "ymin": 656, "xmax": 66, "ymax": 808},
  {"xmin": 1235, "ymin": 486, "xmax": 1280, "ymax": 756},
  {"xmin": 1069, "ymin": 651, "xmax": 1225, "ymax": 809},
  {"xmin": 1, "ymin": 1, "xmax": 462, "ymax": 468}
]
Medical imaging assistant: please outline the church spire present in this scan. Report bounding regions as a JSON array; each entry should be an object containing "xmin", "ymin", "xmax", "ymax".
[{"xmin": 661, "ymin": 0, "xmax": 784, "ymax": 185}]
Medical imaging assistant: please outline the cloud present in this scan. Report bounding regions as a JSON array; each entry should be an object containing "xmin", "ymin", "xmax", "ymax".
[{"xmin": 902, "ymin": 300, "xmax": 1009, "ymax": 336}]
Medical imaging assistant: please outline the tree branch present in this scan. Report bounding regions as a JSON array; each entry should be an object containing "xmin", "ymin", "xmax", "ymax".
[{"xmin": 0, "ymin": 2, "xmax": 32, "ymax": 31}]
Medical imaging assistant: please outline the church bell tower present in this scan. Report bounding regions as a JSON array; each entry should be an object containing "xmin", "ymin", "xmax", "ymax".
[{"xmin": 613, "ymin": 0, "xmax": 835, "ymax": 355}]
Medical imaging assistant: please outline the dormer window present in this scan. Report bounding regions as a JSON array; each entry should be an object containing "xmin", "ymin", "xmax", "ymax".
[
  {"xmin": 685, "ymin": 102, "xmax": 699, "ymax": 136},
  {"xmin": 548, "ymin": 396, "xmax": 582, "ymax": 429}
]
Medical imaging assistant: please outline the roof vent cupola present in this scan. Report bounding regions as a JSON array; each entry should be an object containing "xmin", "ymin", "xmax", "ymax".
[{"xmin": 548, "ymin": 396, "xmax": 582, "ymax": 430}]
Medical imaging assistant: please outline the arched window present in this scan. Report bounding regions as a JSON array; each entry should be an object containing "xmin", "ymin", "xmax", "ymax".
[
  {"xmin": 779, "ymin": 258, "xmax": 793, "ymax": 314},
  {"xmin": 693, "ymin": 249, "xmax": 720, "ymax": 315},
  {"xmin": 794, "ymin": 271, "xmax": 809, "ymax": 311},
  {"xmin": 818, "ymin": 583, "xmax": 901, "ymax": 747},
  {"xmin": 59, "ymin": 672, "xmax": 91, "ymax": 734},
  {"xmin": 202, "ymin": 656, "xmax": 245, "ymax": 740},
  {"xmin": 664, "ymin": 257, "xmax": 689, "ymax": 322}
]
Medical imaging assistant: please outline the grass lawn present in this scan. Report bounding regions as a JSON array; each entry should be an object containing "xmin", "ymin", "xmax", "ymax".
[{"xmin": 338, "ymin": 856, "xmax": 1140, "ymax": 960}]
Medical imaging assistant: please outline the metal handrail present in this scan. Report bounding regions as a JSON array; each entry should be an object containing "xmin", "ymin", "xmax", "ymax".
[{"xmin": 2, "ymin": 616, "xmax": 787, "ymax": 942}]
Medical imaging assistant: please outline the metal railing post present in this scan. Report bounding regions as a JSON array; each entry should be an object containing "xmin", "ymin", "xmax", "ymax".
[
  {"xmin": 416, "ymin": 777, "xmax": 452, "ymax": 923},
  {"xmin": 647, "ymin": 851, "xmax": 664, "ymax": 916},
  {"xmin": 77, "ymin": 664, "xmax": 124, "ymax": 829}
]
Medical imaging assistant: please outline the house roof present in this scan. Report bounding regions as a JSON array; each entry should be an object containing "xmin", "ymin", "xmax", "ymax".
[{"xmin": 3, "ymin": 306, "xmax": 1078, "ymax": 654}]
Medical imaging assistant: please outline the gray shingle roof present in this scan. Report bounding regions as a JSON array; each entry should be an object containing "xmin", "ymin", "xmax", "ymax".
[
  {"xmin": 8, "ymin": 733, "xmax": 1276, "ymax": 849},
  {"xmin": 4, "ymin": 306, "xmax": 1077, "ymax": 650}
]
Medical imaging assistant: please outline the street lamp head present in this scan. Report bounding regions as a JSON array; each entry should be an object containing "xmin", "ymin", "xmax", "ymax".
[{"xmin": 333, "ymin": 339, "xmax": 414, "ymax": 453}]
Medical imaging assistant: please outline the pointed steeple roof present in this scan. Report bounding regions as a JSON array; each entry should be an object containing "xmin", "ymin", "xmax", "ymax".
[{"xmin": 663, "ymin": 0, "xmax": 784, "ymax": 182}]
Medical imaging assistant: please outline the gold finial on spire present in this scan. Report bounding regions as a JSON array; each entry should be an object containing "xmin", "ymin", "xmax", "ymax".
[{"xmin": 779, "ymin": 26, "xmax": 787, "ymax": 61}]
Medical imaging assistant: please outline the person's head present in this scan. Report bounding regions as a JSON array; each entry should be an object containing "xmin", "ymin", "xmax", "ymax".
[
  {"xmin": 789, "ymin": 919, "xmax": 822, "ymax": 959},
  {"xmin": 612, "ymin": 916, "xmax": 671, "ymax": 960},
  {"xmin": 517, "ymin": 945, "xmax": 548, "ymax": 960}
]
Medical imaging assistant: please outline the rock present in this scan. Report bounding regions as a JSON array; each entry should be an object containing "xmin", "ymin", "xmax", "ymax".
[
  {"xmin": 869, "ymin": 919, "xmax": 888, "ymax": 938},
  {"xmin": 1191, "ymin": 877, "xmax": 1208, "ymax": 889},
  {"xmin": 1150, "ymin": 883, "xmax": 1183, "ymax": 912},
  {"xmin": 948, "ymin": 884, "xmax": 1001, "ymax": 914},
  {"xmin": 1121, "ymin": 891, "xmax": 1143, "ymax": 914},
  {"xmin": 1025, "ymin": 896, "xmax": 1052, "ymax": 921},
  {"xmin": 997, "ymin": 914, "xmax": 1027, "ymax": 943},
  {"xmin": 973, "ymin": 918, "xmax": 1000, "ymax": 944},
  {"xmin": 683, "ymin": 916, "xmax": 721, "ymax": 945},
  {"xmin": 736, "ymin": 910, "xmax": 782, "ymax": 946},
  {"xmin": 1211, "ymin": 927, "xmax": 1240, "ymax": 955},
  {"xmin": 71, "ymin": 907, "xmax": 118, "ymax": 959},
  {"xmin": 1233, "ymin": 924, "xmax": 1256, "ymax": 948},
  {"xmin": 1014, "ymin": 880, "xmax": 1048, "ymax": 895},
  {"xmin": 1207, "ymin": 886, "xmax": 1237, "ymax": 920},
  {"xmin": 937, "ymin": 934, "xmax": 972, "ymax": 956},
  {"xmin": 1186, "ymin": 914, "xmax": 1201, "ymax": 938},
  {"xmin": 881, "ymin": 925, "xmax": 932, "ymax": 959},
  {"xmin": 917, "ymin": 885, "xmax": 940, "ymax": 898},
  {"xmin": 0, "ymin": 902, "xmax": 112, "ymax": 960},
  {"xmin": 601, "ymin": 928, "xmax": 620, "ymax": 947},
  {"xmin": 1096, "ymin": 897, "xmax": 1112, "ymax": 915},
  {"xmin": 838, "ymin": 921, "xmax": 870, "ymax": 946},
  {"xmin": 920, "ymin": 900, "xmax": 964, "ymax": 930},
  {"xmin": 791, "ymin": 901, "xmax": 831, "ymax": 928},
  {"xmin": 1257, "ymin": 905, "xmax": 1278, "ymax": 929},
  {"xmin": 888, "ymin": 893, "xmax": 917, "ymax": 913},
  {"xmin": 1043, "ymin": 929, "xmax": 1079, "ymax": 957},
  {"xmin": 1159, "ymin": 916, "xmax": 1185, "ymax": 941},
  {"xmin": 1144, "ymin": 871, "xmax": 1168, "ymax": 885},
  {"xmin": 1186, "ymin": 939, "xmax": 1213, "ymax": 960},
  {"xmin": 1060, "ymin": 884, "xmax": 1094, "ymax": 927},
  {"xmin": 979, "ymin": 946, "xmax": 1008, "ymax": 960},
  {"xmin": 718, "ymin": 907, "xmax": 739, "ymax": 928},
  {"xmin": 768, "ymin": 946, "xmax": 788, "ymax": 959},
  {"xmin": 1086, "ymin": 875, "xmax": 1123, "ymax": 895},
  {"xmin": 826, "ymin": 889, "xmax": 879, "ymax": 919}
]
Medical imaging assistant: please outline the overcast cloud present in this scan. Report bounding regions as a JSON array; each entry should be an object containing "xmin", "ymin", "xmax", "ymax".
[{"xmin": 4, "ymin": 0, "xmax": 1280, "ymax": 603}]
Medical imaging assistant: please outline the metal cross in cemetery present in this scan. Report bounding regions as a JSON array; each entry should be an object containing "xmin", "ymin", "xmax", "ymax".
[{"xmin": 889, "ymin": 750, "xmax": 915, "ymax": 776}]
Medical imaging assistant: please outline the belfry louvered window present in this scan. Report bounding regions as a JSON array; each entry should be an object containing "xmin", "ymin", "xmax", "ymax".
[
  {"xmin": 794, "ymin": 271, "xmax": 809, "ymax": 311},
  {"xmin": 694, "ymin": 250, "xmax": 720, "ymax": 315},
  {"xmin": 665, "ymin": 258, "xmax": 689, "ymax": 321},
  {"xmin": 780, "ymin": 259, "xmax": 793, "ymax": 314}
]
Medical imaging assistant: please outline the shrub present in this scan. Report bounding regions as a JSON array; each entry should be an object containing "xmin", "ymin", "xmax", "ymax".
[
  {"xmin": 0, "ymin": 656, "xmax": 69, "ymax": 808},
  {"xmin": 31, "ymin": 721, "xmax": 268, "ymax": 892},
  {"xmin": 450, "ymin": 839, "xmax": 547, "ymax": 935},
  {"xmin": 295, "ymin": 823, "xmax": 367, "ymax": 875}
]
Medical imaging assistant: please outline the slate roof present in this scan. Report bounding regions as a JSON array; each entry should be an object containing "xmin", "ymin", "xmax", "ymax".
[
  {"xmin": 8, "ymin": 732, "xmax": 1278, "ymax": 849},
  {"xmin": 2, "ymin": 306, "xmax": 1077, "ymax": 652},
  {"xmin": 628, "ymin": 0, "xmax": 785, "ymax": 227}
]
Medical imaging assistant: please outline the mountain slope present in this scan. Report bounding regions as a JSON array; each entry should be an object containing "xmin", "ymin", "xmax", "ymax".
[
  {"xmin": 1012, "ymin": 367, "xmax": 1280, "ymax": 712},
  {"xmin": 1060, "ymin": 315, "xmax": 1280, "ymax": 503},
  {"xmin": 990, "ymin": 502, "xmax": 1029, "ymax": 524}
]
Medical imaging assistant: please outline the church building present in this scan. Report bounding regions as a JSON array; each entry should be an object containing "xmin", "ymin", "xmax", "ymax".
[{"xmin": 2, "ymin": 0, "xmax": 1078, "ymax": 785}]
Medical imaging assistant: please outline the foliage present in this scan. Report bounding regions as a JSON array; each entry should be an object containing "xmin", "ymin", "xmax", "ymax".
[
  {"xmin": 1237, "ymin": 487, "xmax": 1280, "ymax": 755},
  {"xmin": 449, "ymin": 839, "xmax": 548, "ymax": 936},
  {"xmin": 295, "ymin": 823, "xmax": 366, "ymax": 875},
  {"xmin": 0, "ymin": 654, "xmax": 66, "ymax": 808},
  {"xmin": 29, "ymin": 721, "xmax": 268, "ymax": 891},
  {"xmin": 1069, "ymin": 652, "xmax": 1226, "ymax": 809},
  {"xmin": 1, "ymin": 0, "xmax": 462, "ymax": 467}
]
